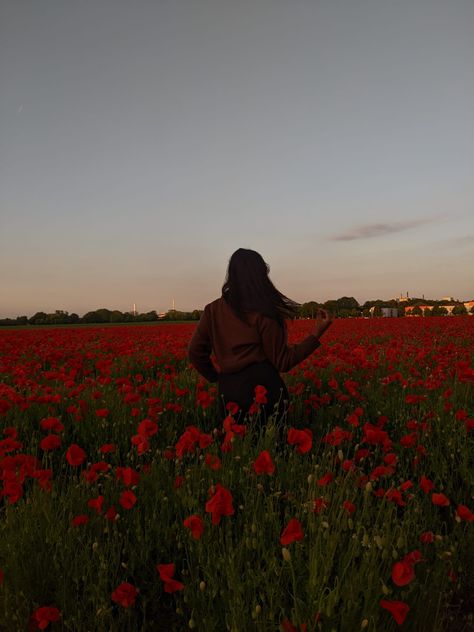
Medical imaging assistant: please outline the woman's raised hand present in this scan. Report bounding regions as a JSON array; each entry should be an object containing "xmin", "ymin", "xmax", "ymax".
[{"xmin": 313, "ymin": 308, "xmax": 334, "ymax": 339}]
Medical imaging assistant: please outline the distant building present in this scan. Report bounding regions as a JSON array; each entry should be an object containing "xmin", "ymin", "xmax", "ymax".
[
  {"xmin": 369, "ymin": 306, "xmax": 398, "ymax": 317},
  {"xmin": 464, "ymin": 300, "xmax": 474, "ymax": 314},
  {"xmin": 394, "ymin": 293, "xmax": 410, "ymax": 303},
  {"xmin": 442, "ymin": 305, "xmax": 456, "ymax": 315},
  {"xmin": 405, "ymin": 305, "xmax": 433, "ymax": 316}
]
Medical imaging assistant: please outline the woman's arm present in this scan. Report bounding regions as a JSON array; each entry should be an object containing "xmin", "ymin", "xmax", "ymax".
[
  {"xmin": 188, "ymin": 306, "xmax": 219, "ymax": 383},
  {"xmin": 257, "ymin": 316, "xmax": 322, "ymax": 373}
]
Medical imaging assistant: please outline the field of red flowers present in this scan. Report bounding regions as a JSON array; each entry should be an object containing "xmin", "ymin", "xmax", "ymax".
[{"xmin": 0, "ymin": 317, "xmax": 473, "ymax": 631}]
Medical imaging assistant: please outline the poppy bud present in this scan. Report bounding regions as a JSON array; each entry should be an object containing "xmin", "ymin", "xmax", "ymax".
[
  {"xmin": 199, "ymin": 581, "xmax": 206, "ymax": 592},
  {"xmin": 282, "ymin": 547, "xmax": 291, "ymax": 562}
]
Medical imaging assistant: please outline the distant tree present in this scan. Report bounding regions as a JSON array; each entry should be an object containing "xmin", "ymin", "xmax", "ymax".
[
  {"xmin": 29, "ymin": 311, "xmax": 48, "ymax": 325},
  {"xmin": 110, "ymin": 310, "xmax": 124, "ymax": 323},
  {"xmin": 82, "ymin": 309, "xmax": 110, "ymax": 323},
  {"xmin": 452, "ymin": 304, "xmax": 467, "ymax": 315},
  {"xmin": 191, "ymin": 310, "xmax": 201, "ymax": 320},
  {"xmin": 431, "ymin": 305, "xmax": 443, "ymax": 316},
  {"xmin": 336, "ymin": 296, "xmax": 360, "ymax": 311},
  {"xmin": 411, "ymin": 306, "xmax": 422, "ymax": 317},
  {"xmin": 299, "ymin": 301, "xmax": 321, "ymax": 318}
]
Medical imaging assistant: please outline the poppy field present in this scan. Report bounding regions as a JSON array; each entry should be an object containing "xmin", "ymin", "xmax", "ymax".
[{"xmin": 0, "ymin": 316, "xmax": 473, "ymax": 631}]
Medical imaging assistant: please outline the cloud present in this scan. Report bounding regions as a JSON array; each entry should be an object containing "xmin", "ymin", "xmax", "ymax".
[{"xmin": 329, "ymin": 217, "xmax": 439, "ymax": 241}]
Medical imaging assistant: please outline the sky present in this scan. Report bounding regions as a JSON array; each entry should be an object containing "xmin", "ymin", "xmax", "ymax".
[{"xmin": 1, "ymin": 0, "xmax": 473, "ymax": 318}]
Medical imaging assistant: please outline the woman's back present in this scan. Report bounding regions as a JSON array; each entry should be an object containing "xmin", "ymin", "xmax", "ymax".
[{"xmin": 187, "ymin": 248, "xmax": 332, "ymax": 424}]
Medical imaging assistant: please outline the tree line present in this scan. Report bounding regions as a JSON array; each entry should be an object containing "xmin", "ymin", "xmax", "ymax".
[{"xmin": 1, "ymin": 296, "xmax": 472, "ymax": 327}]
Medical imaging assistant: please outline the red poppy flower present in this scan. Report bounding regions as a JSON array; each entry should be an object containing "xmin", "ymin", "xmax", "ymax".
[
  {"xmin": 95, "ymin": 408, "xmax": 109, "ymax": 418},
  {"xmin": 99, "ymin": 443, "xmax": 116, "ymax": 454},
  {"xmin": 175, "ymin": 425, "xmax": 201, "ymax": 458},
  {"xmin": 0, "ymin": 568, "xmax": 4, "ymax": 585},
  {"xmin": 380, "ymin": 599, "xmax": 409, "ymax": 625},
  {"xmin": 287, "ymin": 428, "xmax": 313, "ymax": 454},
  {"xmin": 282, "ymin": 619, "xmax": 297, "ymax": 632},
  {"xmin": 231, "ymin": 423, "xmax": 246, "ymax": 438},
  {"xmin": 253, "ymin": 450, "xmax": 275, "ymax": 475},
  {"xmin": 119, "ymin": 490, "xmax": 137, "ymax": 510},
  {"xmin": 399, "ymin": 432, "xmax": 417, "ymax": 448},
  {"xmin": 137, "ymin": 418, "xmax": 158, "ymax": 437},
  {"xmin": 347, "ymin": 413, "xmax": 360, "ymax": 427},
  {"xmin": 343, "ymin": 500, "xmax": 356, "ymax": 514},
  {"xmin": 254, "ymin": 385, "xmax": 268, "ymax": 404},
  {"xmin": 317, "ymin": 472, "xmax": 334, "ymax": 487},
  {"xmin": 174, "ymin": 475, "xmax": 185, "ymax": 489},
  {"xmin": 31, "ymin": 469, "xmax": 53, "ymax": 491},
  {"xmin": 370, "ymin": 465, "xmax": 395, "ymax": 481},
  {"xmin": 362, "ymin": 423, "xmax": 390, "ymax": 447},
  {"xmin": 384, "ymin": 453, "xmax": 398, "ymax": 466},
  {"xmin": 198, "ymin": 432, "xmax": 213, "ymax": 449},
  {"xmin": 87, "ymin": 495, "xmax": 104, "ymax": 514},
  {"xmin": 183, "ymin": 514, "xmax": 204, "ymax": 540},
  {"xmin": 419, "ymin": 531, "xmax": 435, "ymax": 544},
  {"xmin": 105, "ymin": 505, "xmax": 118, "ymax": 521},
  {"xmin": 40, "ymin": 417, "xmax": 64, "ymax": 433},
  {"xmin": 71, "ymin": 514, "xmax": 89, "ymax": 527},
  {"xmin": 205, "ymin": 453, "xmax": 222, "ymax": 471},
  {"xmin": 280, "ymin": 518, "xmax": 304, "ymax": 545},
  {"xmin": 226, "ymin": 401, "xmax": 239, "ymax": 415},
  {"xmin": 66, "ymin": 444, "xmax": 86, "ymax": 467},
  {"xmin": 116, "ymin": 467, "xmax": 140, "ymax": 487},
  {"xmin": 322, "ymin": 426, "xmax": 353, "ymax": 446},
  {"xmin": 157, "ymin": 563, "xmax": 184, "ymax": 593},
  {"xmin": 111, "ymin": 582, "xmax": 138, "ymax": 607},
  {"xmin": 32, "ymin": 606, "xmax": 61, "ymax": 629},
  {"xmin": 385, "ymin": 488, "xmax": 405, "ymax": 506},
  {"xmin": 205, "ymin": 483, "xmax": 234, "ymax": 525},
  {"xmin": 419, "ymin": 475, "xmax": 434, "ymax": 494},
  {"xmin": 312, "ymin": 497, "xmax": 329, "ymax": 514},
  {"xmin": 391, "ymin": 560, "xmax": 415, "ymax": 586},
  {"xmin": 2, "ymin": 481, "xmax": 23, "ymax": 504},
  {"xmin": 456, "ymin": 504, "xmax": 474, "ymax": 522},
  {"xmin": 40, "ymin": 435, "xmax": 61, "ymax": 451},
  {"xmin": 432, "ymin": 492, "xmax": 450, "ymax": 507}
]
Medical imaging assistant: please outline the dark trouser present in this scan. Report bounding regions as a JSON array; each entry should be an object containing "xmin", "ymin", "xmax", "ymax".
[{"xmin": 217, "ymin": 359, "xmax": 289, "ymax": 426}]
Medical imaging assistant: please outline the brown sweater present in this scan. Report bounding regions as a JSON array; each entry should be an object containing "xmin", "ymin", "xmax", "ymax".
[{"xmin": 188, "ymin": 296, "xmax": 321, "ymax": 382}]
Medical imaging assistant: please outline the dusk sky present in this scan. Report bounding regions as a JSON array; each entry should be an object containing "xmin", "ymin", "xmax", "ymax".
[{"xmin": 1, "ymin": 0, "xmax": 473, "ymax": 318}]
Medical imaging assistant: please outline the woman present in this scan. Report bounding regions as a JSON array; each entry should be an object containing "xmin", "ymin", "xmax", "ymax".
[{"xmin": 188, "ymin": 248, "xmax": 333, "ymax": 425}]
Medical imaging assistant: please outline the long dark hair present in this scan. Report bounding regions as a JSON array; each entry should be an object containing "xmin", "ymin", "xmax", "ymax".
[{"xmin": 221, "ymin": 248, "xmax": 300, "ymax": 327}]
